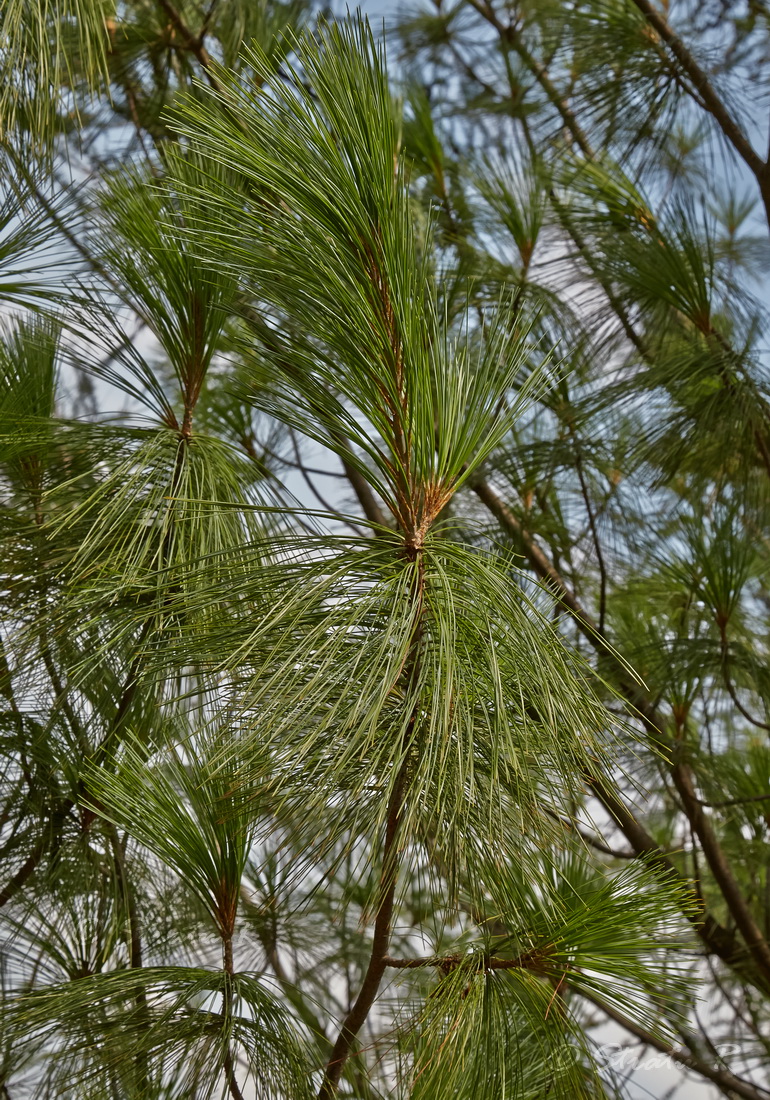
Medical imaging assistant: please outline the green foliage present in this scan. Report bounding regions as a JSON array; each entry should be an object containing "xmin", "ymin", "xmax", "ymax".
[
  {"xmin": 10, "ymin": 966, "xmax": 311, "ymax": 1098},
  {"xmin": 0, "ymin": 0, "xmax": 112, "ymax": 144}
]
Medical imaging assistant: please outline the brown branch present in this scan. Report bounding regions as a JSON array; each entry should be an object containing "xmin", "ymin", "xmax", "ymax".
[
  {"xmin": 252, "ymin": 442, "xmax": 347, "ymax": 481},
  {"xmin": 723, "ymin": 668, "xmax": 770, "ymax": 733},
  {"xmin": 545, "ymin": 807, "xmax": 640, "ymax": 860},
  {"xmin": 199, "ymin": 0, "xmax": 220, "ymax": 37},
  {"xmin": 671, "ymin": 756, "xmax": 770, "ymax": 983},
  {"xmin": 340, "ymin": 456, "xmax": 390, "ymax": 530},
  {"xmin": 572, "ymin": 436, "xmax": 608, "ymax": 634},
  {"xmin": 288, "ymin": 429, "xmax": 368, "ymax": 537},
  {"xmin": 629, "ymin": 0, "xmax": 766, "ymax": 183},
  {"xmin": 109, "ymin": 828, "xmax": 143, "ymax": 970},
  {"xmin": 470, "ymin": 476, "xmax": 769, "ymax": 985},
  {"xmin": 463, "ymin": 484, "xmax": 574, "ymax": 658},
  {"xmin": 155, "ymin": 0, "xmax": 220, "ymax": 88},
  {"xmin": 720, "ymin": 645, "xmax": 770, "ymax": 733},
  {"xmin": 223, "ymin": 1047, "xmax": 245, "ymax": 1100},
  {"xmin": 93, "ymin": 619, "xmax": 154, "ymax": 764},
  {"xmin": 580, "ymin": 989, "xmax": 770, "ymax": 1100},
  {"xmin": 317, "ymin": 757, "xmax": 409, "ymax": 1099},
  {"xmin": 702, "ymin": 793, "xmax": 770, "ymax": 809},
  {"xmin": 465, "ymin": 0, "xmax": 593, "ymax": 157},
  {"xmin": 383, "ymin": 948, "xmax": 550, "ymax": 972}
]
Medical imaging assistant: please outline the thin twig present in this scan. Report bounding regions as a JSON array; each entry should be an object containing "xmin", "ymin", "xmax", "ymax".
[
  {"xmin": 383, "ymin": 948, "xmax": 550, "ymax": 972},
  {"xmin": 155, "ymin": 0, "xmax": 220, "ymax": 89},
  {"xmin": 720, "ymin": 649, "xmax": 770, "ymax": 733},
  {"xmin": 288, "ymin": 429, "xmax": 368, "ymax": 537},
  {"xmin": 571, "ymin": 432, "xmax": 608, "ymax": 634},
  {"xmin": 701, "ymin": 793, "xmax": 770, "ymax": 809}
]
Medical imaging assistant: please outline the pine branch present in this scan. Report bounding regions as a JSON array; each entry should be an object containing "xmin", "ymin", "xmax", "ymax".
[
  {"xmin": 317, "ymin": 754, "xmax": 410, "ymax": 1099},
  {"xmin": 580, "ymin": 989, "xmax": 770, "ymax": 1100},
  {"xmin": 671, "ymin": 755, "xmax": 770, "ymax": 984},
  {"xmin": 383, "ymin": 948, "xmax": 551, "ymax": 972},
  {"xmin": 701, "ymin": 793, "xmax": 770, "ymax": 809},
  {"xmin": 464, "ymin": 0, "xmax": 593, "ymax": 157},
  {"xmin": 470, "ymin": 476, "xmax": 770, "ymax": 987},
  {"xmin": 154, "ymin": 0, "xmax": 219, "ymax": 88},
  {"xmin": 628, "ymin": 0, "xmax": 767, "ymax": 184}
]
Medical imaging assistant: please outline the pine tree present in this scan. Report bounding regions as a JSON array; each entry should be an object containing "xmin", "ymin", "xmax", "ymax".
[{"xmin": 0, "ymin": 2, "xmax": 769, "ymax": 1098}]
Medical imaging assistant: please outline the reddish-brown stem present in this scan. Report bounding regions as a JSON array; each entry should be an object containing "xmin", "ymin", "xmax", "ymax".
[
  {"xmin": 317, "ymin": 757, "xmax": 409, "ymax": 1099},
  {"xmin": 222, "ymin": 931, "xmax": 245, "ymax": 1100}
]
